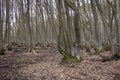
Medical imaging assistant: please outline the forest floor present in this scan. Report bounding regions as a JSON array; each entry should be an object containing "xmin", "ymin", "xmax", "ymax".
[{"xmin": 0, "ymin": 46, "xmax": 120, "ymax": 80}]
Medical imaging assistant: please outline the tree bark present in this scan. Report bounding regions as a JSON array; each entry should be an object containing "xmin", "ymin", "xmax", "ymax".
[
  {"xmin": 90, "ymin": 0, "xmax": 102, "ymax": 52},
  {"xmin": 95, "ymin": 0, "xmax": 115, "ymax": 55},
  {"xmin": 27, "ymin": 0, "xmax": 33, "ymax": 52},
  {"xmin": 64, "ymin": 0, "xmax": 81, "ymax": 59}
]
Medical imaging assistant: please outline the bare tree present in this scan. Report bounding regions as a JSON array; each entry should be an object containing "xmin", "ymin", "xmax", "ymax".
[
  {"xmin": 27, "ymin": 0, "xmax": 34, "ymax": 52},
  {"xmin": 0, "ymin": 0, "xmax": 3, "ymax": 48},
  {"xmin": 90, "ymin": 0, "xmax": 102, "ymax": 53}
]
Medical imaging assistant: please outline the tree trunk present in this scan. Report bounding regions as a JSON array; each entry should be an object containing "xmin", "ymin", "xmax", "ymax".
[
  {"xmin": 64, "ymin": 0, "xmax": 81, "ymax": 59},
  {"xmin": 95, "ymin": 0, "xmax": 115, "ymax": 55},
  {"xmin": 27, "ymin": 0, "xmax": 33, "ymax": 53},
  {"xmin": 0, "ymin": 0, "xmax": 3, "ymax": 48},
  {"xmin": 90, "ymin": 0, "xmax": 102, "ymax": 52},
  {"xmin": 4, "ymin": 0, "xmax": 10, "ymax": 44}
]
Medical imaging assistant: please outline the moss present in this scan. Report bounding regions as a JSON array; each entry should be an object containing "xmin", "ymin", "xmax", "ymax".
[
  {"xmin": 59, "ymin": 47, "xmax": 83, "ymax": 64},
  {"xmin": 79, "ymin": 56, "xmax": 83, "ymax": 62},
  {"xmin": 92, "ymin": 44, "xmax": 111, "ymax": 53},
  {"xmin": 102, "ymin": 44, "xmax": 111, "ymax": 51},
  {"xmin": 92, "ymin": 45, "xmax": 100, "ymax": 54}
]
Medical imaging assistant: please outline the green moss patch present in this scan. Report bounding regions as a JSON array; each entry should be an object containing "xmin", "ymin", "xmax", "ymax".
[
  {"xmin": 59, "ymin": 47, "xmax": 83, "ymax": 64},
  {"xmin": 102, "ymin": 44, "xmax": 111, "ymax": 51},
  {"xmin": 92, "ymin": 45, "xmax": 100, "ymax": 54}
]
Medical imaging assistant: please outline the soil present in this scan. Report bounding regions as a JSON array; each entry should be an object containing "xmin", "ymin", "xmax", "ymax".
[{"xmin": 0, "ymin": 46, "xmax": 120, "ymax": 80}]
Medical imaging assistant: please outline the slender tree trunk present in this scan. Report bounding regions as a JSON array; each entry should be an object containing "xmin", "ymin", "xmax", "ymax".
[
  {"xmin": 5, "ymin": 0, "xmax": 10, "ymax": 44},
  {"xmin": 90, "ymin": 0, "xmax": 102, "ymax": 52},
  {"xmin": 118, "ymin": 0, "xmax": 120, "ymax": 46},
  {"xmin": 0, "ymin": 0, "xmax": 3, "ymax": 48},
  {"xmin": 64, "ymin": 0, "xmax": 73, "ymax": 54},
  {"xmin": 27, "ymin": 0, "xmax": 33, "ymax": 52},
  {"xmin": 95, "ymin": 0, "xmax": 115, "ymax": 55}
]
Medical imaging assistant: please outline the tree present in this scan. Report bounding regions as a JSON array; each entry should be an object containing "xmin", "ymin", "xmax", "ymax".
[
  {"xmin": 64, "ymin": 0, "xmax": 81, "ymax": 59},
  {"xmin": 90, "ymin": 0, "xmax": 102, "ymax": 53},
  {"xmin": 27, "ymin": 0, "xmax": 34, "ymax": 52},
  {"xmin": 95, "ymin": 0, "xmax": 115, "ymax": 55},
  {"xmin": 4, "ymin": 0, "xmax": 10, "ymax": 44},
  {"xmin": 0, "ymin": 0, "xmax": 3, "ymax": 48}
]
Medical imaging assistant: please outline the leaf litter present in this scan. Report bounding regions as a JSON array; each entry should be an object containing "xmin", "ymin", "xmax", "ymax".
[{"xmin": 0, "ymin": 47, "xmax": 120, "ymax": 80}]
